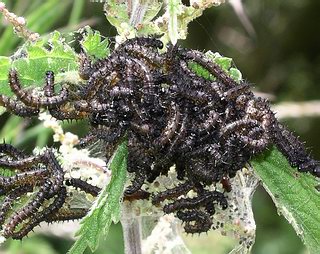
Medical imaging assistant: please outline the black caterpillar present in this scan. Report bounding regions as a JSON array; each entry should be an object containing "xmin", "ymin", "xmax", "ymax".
[{"xmin": 0, "ymin": 37, "xmax": 319, "ymax": 239}]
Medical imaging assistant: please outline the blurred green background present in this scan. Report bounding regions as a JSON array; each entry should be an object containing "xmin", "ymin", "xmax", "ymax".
[{"xmin": 0, "ymin": 0, "xmax": 319, "ymax": 253}]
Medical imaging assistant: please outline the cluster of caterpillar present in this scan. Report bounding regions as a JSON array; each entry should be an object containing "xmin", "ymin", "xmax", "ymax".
[{"xmin": 0, "ymin": 37, "xmax": 319, "ymax": 238}]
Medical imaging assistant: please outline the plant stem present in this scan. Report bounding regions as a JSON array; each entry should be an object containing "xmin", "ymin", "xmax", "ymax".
[{"xmin": 121, "ymin": 202, "xmax": 142, "ymax": 254}]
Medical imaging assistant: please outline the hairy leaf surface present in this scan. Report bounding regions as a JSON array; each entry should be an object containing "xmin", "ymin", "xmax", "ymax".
[{"xmin": 252, "ymin": 147, "xmax": 320, "ymax": 254}]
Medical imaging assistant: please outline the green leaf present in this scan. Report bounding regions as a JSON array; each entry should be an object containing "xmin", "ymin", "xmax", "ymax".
[
  {"xmin": 0, "ymin": 56, "xmax": 11, "ymax": 96},
  {"xmin": 214, "ymin": 57, "xmax": 232, "ymax": 72},
  {"xmin": 68, "ymin": 140, "xmax": 128, "ymax": 254},
  {"xmin": 12, "ymin": 31, "xmax": 78, "ymax": 88},
  {"xmin": 0, "ymin": 31, "xmax": 78, "ymax": 97},
  {"xmin": 229, "ymin": 67, "xmax": 242, "ymax": 83},
  {"xmin": 187, "ymin": 51, "xmax": 242, "ymax": 82},
  {"xmin": 81, "ymin": 27, "xmax": 110, "ymax": 60},
  {"xmin": 252, "ymin": 147, "xmax": 320, "ymax": 254},
  {"xmin": 205, "ymin": 51, "xmax": 233, "ymax": 71},
  {"xmin": 188, "ymin": 61, "xmax": 214, "ymax": 81},
  {"xmin": 0, "ymin": 168, "xmax": 15, "ymax": 178}
]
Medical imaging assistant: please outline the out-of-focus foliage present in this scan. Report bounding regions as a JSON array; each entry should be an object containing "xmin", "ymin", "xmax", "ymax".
[
  {"xmin": 0, "ymin": 0, "xmax": 73, "ymax": 55},
  {"xmin": 186, "ymin": 0, "xmax": 320, "ymax": 102}
]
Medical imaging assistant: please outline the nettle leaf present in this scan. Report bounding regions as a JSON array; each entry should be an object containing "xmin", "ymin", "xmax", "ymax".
[
  {"xmin": 12, "ymin": 31, "xmax": 78, "ymax": 89},
  {"xmin": 0, "ymin": 31, "xmax": 78, "ymax": 97},
  {"xmin": 81, "ymin": 27, "xmax": 110, "ymax": 60},
  {"xmin": 252, "ymin": 147, "xmax": 320, "ymax": 254},
  {"xmin": 68, "ymin": 140, "xmax": 128, "ymax": 254}
]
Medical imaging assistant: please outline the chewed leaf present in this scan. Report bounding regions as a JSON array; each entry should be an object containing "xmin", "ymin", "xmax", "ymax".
[
  {"xmin": 68, "ymin": 141, "xmax": 128, "ymax": 254},
  {"xmin": 252, "ymin": 147, "xmax": 320, "ymax": 254},
  {"xmin": 0, "ymin": 31, "xmax": 78, "ymax": 97},
  {"xmin": 81, "ymin": 27, "xmax": 110, "ymax": 60},
  {"xmin": 0, "ymin": 31, "xmax": 79, "ymax": 114},
  {"xmin": 12, "ymin": 31, "xmax": 78, "ymax": 88}
]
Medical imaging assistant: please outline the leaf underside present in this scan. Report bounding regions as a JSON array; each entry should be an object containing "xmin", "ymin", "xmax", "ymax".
[
  {"xmin": 68, "ymin": 140, "xmax": 128, "ymax": 254},
  {"xmin": 252, "ymin": 147, "xmax": 320, "ymax": 254}
]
